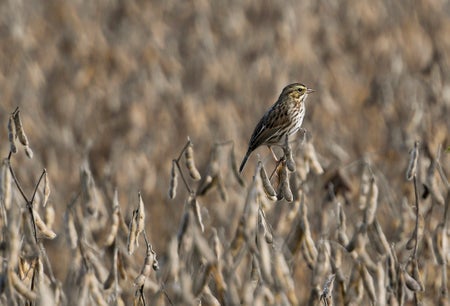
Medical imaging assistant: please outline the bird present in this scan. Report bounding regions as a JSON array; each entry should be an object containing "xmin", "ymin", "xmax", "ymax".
[{"xmin": 239, "ymin": 83, "xmax": 314, "ymax": 173}]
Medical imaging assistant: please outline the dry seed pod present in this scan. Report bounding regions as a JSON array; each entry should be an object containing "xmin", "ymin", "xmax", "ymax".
[
  {"xmin": 397, "ymin": 267, "xmax": 405, "ymax": 305},
  {"xmin": 259, "ymin": 161, "xmax": 276, "ymax": 200},
  {"xmin": 211, "ymin": 228, "xmax": 222, "ymax": 260},
  {"xmin": 42, "ymin": 171, "xmax": 50, "ymax": 207},
  {"xmin": 301, "ymin": 238, "xmax": 316, "ymax": 269},
  {"xmin": 168, "ymin": 160, "xmax": 178, "ymax": 199},
  {"xmin": 44, "ymin": 204, "xmax": 55, "ymax": 230},
  {"xmin": 202, "ymin": 286, "xmax": 221, "ymax": 306},
  {"xmin": 337, "ymin": 203, "xmax": 349, "ymax": 245},
  {"xmin": 359, "ymin": 263, "xmax": 376, "ymax": 303},
  {"xmin": 1, "ymin": 160, "xmax": 12, "ymax": 210},
  {"xmin": 273, "ymin": 252, "xmax": 297, "ymax": 305},
  {"xmin": 358, "ymin": 167, "xmax": 371, "ymax": 209},
  {"xmin": 13, "ymin": 110, "xmax": 29, "ymax": 147},
  {"xmin": 376, "ymin": 261, "xmax": 386, "ymax": 304},
  {"xmin": 363, "ymin": 178, "xmax": 378, "ymax": 225},
  {"xmin": 24, "ymin": 146, "xmax": 33, "ymax": 159},
  {"xmin": 432, "ymin": 223, "xmax": 445, "ymax": 265},
  {"xmin": 279, "ymin": 163, "xmax": 293, "ymax": 202},
  {"xmin": 34, "ymin": 209, "xmax": 57, "ymax": 239},
  {"xmin": 136, "ymin": 192, "xmax": 145, "ymax": 235},
  {"xmin": 406, "ymin": 141, "xmax": 419, "ymax": 180},
  {"xmin": 8, "ymin": 116, "xmax": 17, "ymax": 154},
  {"xmin": 185, "ymin": 142, "xmax": 201, "ymax": 181},
  {"xmin": 402, "ymin": 267, "xmax": 422, "ymax": 292},
  {"xmin": 197, "ymin": 146, "xmax": 220, "ymax": 196},
  {"xmin": 104, "ymin": 190, "xmax": 120, "ymax": 246},
  {"xmin": 65, "ymin": 210, "xmax": 78, "ymax": 249},
  {"xmin": 230, "ymin": 146, "xmax": 245, "ymax": 187},
  {"xmin": 371, "ymin": 220, "xmax": 391, "ymax": 255},
  {"xmin": 284, "ymin": 143, "xmax": 296, "ymax": 172},
  {"xmin": 190, "ymin": 196, "xmax": 204, "ymax": 232},
  {"xmin": 127, "ymin": 209, "xmax": 138, "ymax": 255},
  {"xmin": 87, "ymin": 273, "xmax": 108, "ymax": 306},
  {"xmin": 134, "ymin": 244, "xmax": 156, "ymax": 287},
  {"xmin": 406, "ymin": 234, "xmax": 415, "ymax": 250},
  {"xmin": 10, "ymin": 271, "xmax": 37, "ymax": 301}
]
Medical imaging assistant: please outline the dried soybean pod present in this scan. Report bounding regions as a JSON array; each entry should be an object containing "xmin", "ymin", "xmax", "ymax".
[
  {"xmin": 185, "ymin": 141, "xmax": 201, "ymax": 180},
  {"xmin": 136, "ymin": 192, "xmax": 146, "ymax": 239},
  {"xmin": 13, "ymin": 109, "xmax": 29, "ymax": 146},
  {"xmin": 279, "ymin": 163, "xmax": 293, "ymax": 202},
  {"xmin": 43, "ymin": 171, "xmax": 51, "ymax": 207},
  {"xmin": 127, "ymin": 192, "xmax": 146, "ymax": 254},
  {"xmin": 134, "ymin": 243, "xmax": 156, "ymax": 286},
  {"xmin": 259, "ymin": 161, "xmax": 276, "ymax": 200},
  {"xmin": 402, "ymin": 267, "xmax": 422, "ymax": 292},
  {"xmin": 285, "ymin": 144, "xmax": 296, "ymax": 172},
  {"xmin": 104, "ymin": 190, "xmax": 120, "ymax": 246},
  {"xmin": 8, "ymin": 116, "xmax": 17, "ymax": 154},
  {"xmin": 406, "ymin": 141, "xmax": 419, "ymax": 180},
  {"xmin": 1, "ymin": 160, "xmax": 12, "ymax": 210},
  {"xmin": 168, "ymin": 160, "xmax": 178, "ymax": 199},
  {"xmin": 24, "ymin": 146, "xmax": 33, "ymax": 159},
  {"xmin": 34, "ymin": 209, "xmax": 57, "ymax": 239},
  {"xmin": 190, "ymin": 196, "xmax": 204, "ymax": 232},
  {"xmin": 363, "ymin": 177, "xmax": 378, "ymax": 225},
  {"xmin": 127, "ymin": 209, "xmax": 138, "ymax": 255}
]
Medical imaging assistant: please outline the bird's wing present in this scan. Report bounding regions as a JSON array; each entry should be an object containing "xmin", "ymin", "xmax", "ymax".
[{"xmin": 248, "ymin": 109, "xmax": 289, "ymax": 151}]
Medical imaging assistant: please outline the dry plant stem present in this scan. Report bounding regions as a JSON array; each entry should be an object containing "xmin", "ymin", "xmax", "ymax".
[
  {"xmin": 113, "ymin": 241, "xmax": 119, "ymax": 306},
  {"xmin": 173, "ymin": 140, "xmax": 195, "ymax": 194},
  {"xmin": 6, "ymin": 158, "xmax": 47, "ymax": 243},
  {"xmin": 412, "ymin": 175, "xmax": 420, "ymax": 259}
]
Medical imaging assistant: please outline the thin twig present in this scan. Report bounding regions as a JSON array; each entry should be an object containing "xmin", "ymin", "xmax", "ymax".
[
  {"xmin": 30, "ymin": 169, "xmax": 47, "ymax": 207},
  {"xmin": 6, "ymin": 159, "xmax": 38, "ymax": 242},
  {"xmin": 173, "ymin": 160, "xmax": 193, "ymax": 195}
]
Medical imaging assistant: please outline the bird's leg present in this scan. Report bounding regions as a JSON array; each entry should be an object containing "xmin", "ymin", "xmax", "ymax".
[
  {"xmin": 268, "ymin": 146, "xmax": 285, "ymax": 180},
  {"xmin": 268, "ymin": 145, "xmax": 280, "ymax": 162}
]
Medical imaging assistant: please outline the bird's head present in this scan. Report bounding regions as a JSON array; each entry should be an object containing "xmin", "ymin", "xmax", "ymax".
[{"xmin": 281, "ymin": 83, "xmax": 315, "ymax": 101}]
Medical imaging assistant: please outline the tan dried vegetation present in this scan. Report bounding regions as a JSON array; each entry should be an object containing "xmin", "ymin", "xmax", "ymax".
[{"xmin": 0, "ymin": 0, "xmax": 449, "ymax": 305}]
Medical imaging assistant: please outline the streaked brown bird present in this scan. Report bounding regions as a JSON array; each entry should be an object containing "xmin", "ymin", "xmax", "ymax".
[{"xmin": 239, "ymin": 83, "xmax": 314, "ymax": 173}]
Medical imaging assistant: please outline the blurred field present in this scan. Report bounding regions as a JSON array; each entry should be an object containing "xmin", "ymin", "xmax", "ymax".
[{"xmin": 0, "ymin": 0, "xmax": 449, "ymax": 305}]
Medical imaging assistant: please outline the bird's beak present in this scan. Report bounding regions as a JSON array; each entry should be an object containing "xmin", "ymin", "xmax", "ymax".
[{"xmin": 306, "ymin": 88, "xmax": 315, "ymax": 94}]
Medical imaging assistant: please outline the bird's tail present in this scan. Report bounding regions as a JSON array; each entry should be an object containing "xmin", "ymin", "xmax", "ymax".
[{"xmin": 239, "ymin": 151, "xmax": 250, "ymax": 173}]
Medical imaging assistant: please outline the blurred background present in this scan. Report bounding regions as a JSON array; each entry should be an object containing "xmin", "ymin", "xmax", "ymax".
[{"xmin": 0, "ymin": 0, "xmax": 449, "ymax": 295}]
